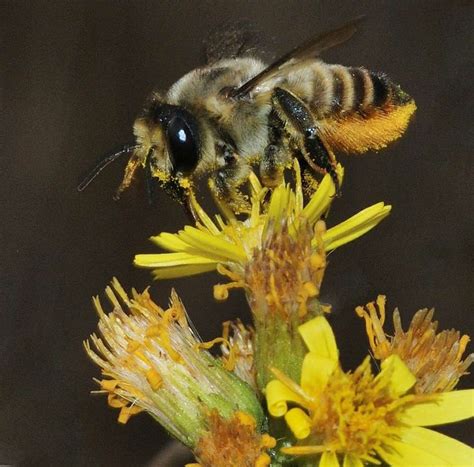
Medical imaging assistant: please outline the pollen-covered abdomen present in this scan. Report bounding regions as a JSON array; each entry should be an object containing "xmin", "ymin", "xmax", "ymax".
[{"xmin": 283, "ymin": 61, "xmax": 416, "ymax": 154}]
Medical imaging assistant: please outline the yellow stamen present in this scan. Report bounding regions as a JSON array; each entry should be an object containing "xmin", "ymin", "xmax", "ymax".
[
  {"xmin": 285, "ymin": 407, "xmax": 312, "ymax": 439},
  {"xmin": 195, "ymin": 336, "xmax": 236, "ymax": 371},
  {"xmin": 281, "ymin": 445, "xmax": 327, "ymax": 455},
  {"xmin": 236, "ymin": 411, "xmax": 256, "ymax": 428},
  {"xmin": 255, "ymin": 453, "xmax": 271, "ymax": 467},
  {"xmin": 356, "ymin": 296, "xmax": 474, "ymax": 393},
  {"xmin": 145, "ymin": 369, "xmax": 162, "ymax": 391},
  {"xmin": 260, "ymin": 434, "xmax": 277, "ymax": 449},
  {"xmin": 118, "ymin": 404, "xmax": 143, "ymax": 424}
]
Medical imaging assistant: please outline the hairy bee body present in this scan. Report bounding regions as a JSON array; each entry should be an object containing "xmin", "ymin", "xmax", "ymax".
[
  {"xmin": 81, "ymin": 19, "xmax": 416, "ymax": 214},
  {"xmin": 165, "ymin": 57, "xmax": 270, "ymax": 171},
  {"xmin": 163, "ymin": 56, "xmax": 414, "ymax": 159}
]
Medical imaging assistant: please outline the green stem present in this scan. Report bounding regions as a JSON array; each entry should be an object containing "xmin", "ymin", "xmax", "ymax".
[
  {"xmin": 253, "ymin": 314, "xmax": 306, "ymax": 391},
  {"xmin": 252, "ymin": 296, "xmax": 324, "ymax": 391}
]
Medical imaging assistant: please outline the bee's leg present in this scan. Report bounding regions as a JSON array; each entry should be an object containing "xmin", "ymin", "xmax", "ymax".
[
  {"xmin": 209, "ymin": 157, "xmax": 251, "ymax": 213},
  {"xmin": 273, "ymin": 87, "xmax": 340, "ymax": 194},
  {"xmin": 260, "ymin": 109, "xmax": 289, "ymax": 188},
  {"xmin": 183, "ymin": 195, "xmax": 199, "ymax": 223},
  {"xmin": 144, "ymin": 150, "xmax": 159, "ymax": 205},
  {"xmin": 159, "ymin": 177, "xmax": 198, "ymax": 222}
]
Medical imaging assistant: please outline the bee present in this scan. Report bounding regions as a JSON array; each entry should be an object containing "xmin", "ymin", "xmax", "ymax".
[{"xmin": 78, "ymin": 17, "xmax": 416, "ymax": 217}]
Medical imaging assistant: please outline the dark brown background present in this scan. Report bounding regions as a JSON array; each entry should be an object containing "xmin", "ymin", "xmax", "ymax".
[{"xmin": 1, "ymin": 1, "xmax": 473, "ymax": 466}]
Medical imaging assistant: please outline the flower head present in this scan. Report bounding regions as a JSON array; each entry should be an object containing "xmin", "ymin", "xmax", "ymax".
[
  {"xmin": 84, "ymin": 279, "xmax": 263, "ymax": 448},
  {"xmin": 356, "ymin": 295, "xmax": 474, "ymax": 393},
  {"xmin": 265, "ymin": 315, "xmax": 474, "ymax": 466},
  {"xmin": 133, "ymin": 163, "xmax": 391, "ymax": 392},
  {"xmin": 134, "ymin": 162, "xmax": 391, "ymax": 286}
]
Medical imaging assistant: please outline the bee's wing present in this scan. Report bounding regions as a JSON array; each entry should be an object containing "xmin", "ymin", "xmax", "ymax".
[
  {"xmin": 229, "ymin": 16, "xmax": 364, "ymax": 99},
  {"xmin": 204, "ymin": 20, "xmax": 263, "ymax": 64}
]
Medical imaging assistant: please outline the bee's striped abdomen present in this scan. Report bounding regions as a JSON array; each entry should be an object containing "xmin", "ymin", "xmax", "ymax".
[
  {"xmin": 348, "ymin": 67, "xmax": 368, "ymax": 110},
  {"xmin": 311, "ymin": 64, "xmax": 412, "ymax": 118},
  {"xmin": 312, "ymin": 64, "xmax": 416, "ymax": 154},
  {"xmin": 331, "ymin": 65, "xmax": 354, "ymax": 112}
]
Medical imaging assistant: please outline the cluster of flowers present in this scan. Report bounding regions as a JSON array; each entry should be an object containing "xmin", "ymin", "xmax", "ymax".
[{"xmin": 85, "ymin": 161, "xmax": 473, "ymax": 466}]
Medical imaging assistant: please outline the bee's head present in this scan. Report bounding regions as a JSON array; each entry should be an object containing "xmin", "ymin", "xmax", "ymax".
[
  {"xmin": 133, "ymin": 96, "xmax": 201, "ymax": 182},
  {"xmin": 78, "ymin": 95, "xmax": 201, "ymax": 210}
]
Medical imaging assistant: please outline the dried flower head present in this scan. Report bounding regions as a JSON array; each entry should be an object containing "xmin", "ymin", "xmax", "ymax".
[
  {"xmin": 84, "ymin": 279, "xmax": 263, "ymax": 448},
  {"xmin": 266, "ymin": 316, "xmax": 474, "ymax": 466},
  {"xmin": 356, "ymin": 295, "xmax": 474, "ymax": 393}
]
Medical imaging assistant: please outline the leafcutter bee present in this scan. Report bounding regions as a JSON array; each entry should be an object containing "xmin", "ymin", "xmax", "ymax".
[{"xmin": 78, "ymin": 17, "xmax": 416, "ymax": 218}]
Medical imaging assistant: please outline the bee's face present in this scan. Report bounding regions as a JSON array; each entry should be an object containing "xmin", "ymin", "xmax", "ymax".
[{"xmin": 133, "ymin": 103, "xmax": 201, "ymax": 183}]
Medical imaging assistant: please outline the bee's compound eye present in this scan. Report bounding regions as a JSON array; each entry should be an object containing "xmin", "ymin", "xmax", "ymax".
[{"xmin": 167, "ymin": 116, "xmax": 199, "ymax": 174}]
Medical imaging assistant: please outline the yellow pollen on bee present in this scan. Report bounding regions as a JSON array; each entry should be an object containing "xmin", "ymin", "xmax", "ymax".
[{"xmin": 179, "ymin": 177, "xmax": 192, "ymax": 189}]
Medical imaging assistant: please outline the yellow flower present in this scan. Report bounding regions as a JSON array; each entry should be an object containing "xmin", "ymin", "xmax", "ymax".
[
  {"xmin": 134, "ymin": 162, "xmax": 390, "ymax": 392},
  {"xmin": 356, "ymin": 295, "xmax": 474, "ymax": 393},
  {"xmin": 134, "ymin": 161, "xmax": 391, "ymax": 282},
  {"xmin": 84, "ymin": 279, "xmax": 263, "ymax": 448},
  {"xmin": 265, "ymin": 315, "xmax": 474, "ymax": 466}
]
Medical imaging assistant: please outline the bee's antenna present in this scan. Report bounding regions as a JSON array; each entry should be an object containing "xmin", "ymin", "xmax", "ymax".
[{"xmin": 77, "ymin": 143, "xmax": 140, "ymax": 192}]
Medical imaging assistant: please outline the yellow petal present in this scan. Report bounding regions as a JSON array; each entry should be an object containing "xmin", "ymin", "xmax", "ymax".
[
  {"xmin": 322, "ymin": 203, "xmax": 391, "ymax": 250},
  {"xmin": 320, "ymin": 451, "xmax": 340, "ymax": 467},
  {"xmin": 379, "ymin": 354, "xmax": 416, "ymax": 396},
  {"xmin": 264, "ymin": 185, "xmax": 291, "ymax": 235},
  {"xmin": 401, "ymin": 389, "xmax": 474, "ymax": 426},
  {"xmin": 285, "ymin": 407, "xmax": 312, "ymax": 439},
  {"xmin": 298, "ymin": 316, "xmax": 339, "ymax": 360},
  {"xmin": 266, "ymin": 380, "xmax": 306, "ymax": 417},
  {"xmin": 179, "ymin": 226, "xmax": 247, "ymax": 262},
  {"xmin": 152, "ymin": 263, "xmax": 217, "ymax": 279},
  {"xmin": 151, "ymin": 232, "xmax": 191, "ymax": 252},
  {"xmin": 281, "ymin": 445, "xmax": 326, "ymax": 456},
  {"xmin": 343, "ymin": 454, "xmax": 363, "ymax": 467},
  {"xmin": 301, "ymin": 352, "xmax": 337, "ymax": 395},
  {"xmin": 134, "ymin": 252, "xmax": 217, "ymax": 267},
  {"xmin": 378, "ymin": 426, "xmax": 474, "ymax": 466},
  {"xmin": 303, "ymin": 166, "xmax": 343, "ymax": 224}
]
